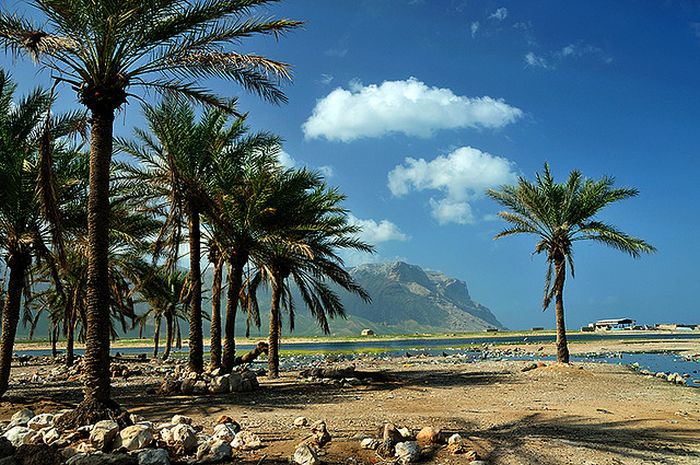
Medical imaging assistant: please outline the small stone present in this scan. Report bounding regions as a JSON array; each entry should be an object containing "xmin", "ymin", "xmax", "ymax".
[
  {"xmin": 170, "ymin": 415, "xmax": 192, "ymax": 426},
  {"xmin": 382, "ymin": 423, "xmax": 403, "ymax": 444},
  {"xmin": 3, "ymin": 427, "xmax": 37, "ymax": 447},
  {"xmin": 90, "ymin": 420, "xmax": 120, "ymax": 451},
  {"xmin": 227, "ymin": 374, "xmax": 243, "ymax": 393},
  {"xmin": 394, "ymin": 441, "xmax": 420, "ymax": 464},
  {"xmin": 360, "ymin": 438, "xmax": 380, "ymax": 450},
  {"xmin": 293, "ymin": 444, "xmax": 320, "ymax": 465},
  {"xmin": 9, "ymin": 410, "xmax": 34, "ymax": 428},
  {"xmin": 136, "ymin": 448, "xmax": 170, "ymax": 465},
  {"xmin": 231, "ymin": 431, "xmax": 262, "ymax": 450},
  {"xmin": 293, "ymin": 417, "xmax": 308, "ymax": 427},
  {"xmin": 396, "ymin": 427, "xmax": 412, "ymax": 440},
  {"xmin": 114, "ymin": 425, "xmax": 154, "ymax": 451},
  {"xmin": 310, "ymin": 420, "xmax": 331, "ymax": 448},
  {"xmin": 447, "ymin": 434, "xmax": 462, "ymax": 445},
  {"xmin": 211, "ymin": 423, "xmax": 238, "ymax": 443},
  {"xmin": 38, "ymin": 427, "xmax": 60, "ymax": 445},
  {"xmin": 26, "ymin": 414, "xmax": 54, "ymax": 431},
  {"xmin": 521, "ymin": 362, "xmax": 538, "ymax": 372},
  {"xmin": 415, "ymin": 426, "xmax": 440, "ymax": 444},
  {"xmin": 166, "ymin": 424, "xmax": 197, "ymax": 454}
]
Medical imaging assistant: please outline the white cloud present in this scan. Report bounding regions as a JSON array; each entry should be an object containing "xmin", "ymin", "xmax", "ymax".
[
  {"xmin": 319, "ymin": 73, "xmax": 334, "ymax": 85},
  {"xmin": 279, "ymin": 150, "xmax": 334, "ymax": 178},
  {"xmin": 524, "ymin": 52, "xmax": 551, "ymax": 69},
  {"xmin": 470, "ymin": 21, "xmax": 480, "ymax": 38},
  {"xmin": 489, "ymin": 7, "xmax": 508, "ymax": 21},
  {"xmin": 303, "ymin": 77, "xmax": 523, "ymax": 142},
  {"xmin": 349, "ymin": 214, "xmax": 408, "ymax": 244},
  {"xmin": 388, "ymin": 146, "xmax": 518, "ymax": 225}
]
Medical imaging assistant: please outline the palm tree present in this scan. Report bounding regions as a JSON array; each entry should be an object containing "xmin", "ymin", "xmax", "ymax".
[
  {"xmin": 486, "ymin": 163, "xmax": 656, "ymax": 363},
  {"xmin": 206, "ymin": 238, "xmax": 224, "ymax": 370},
  {"xmin": 0, "ymin": 71, "xmax": 84, "ymax": 398},
  {"xmin": 255, "ymin": 169, "xmax": 373, "ymax": 378},
  {"xmin": 115, "ymin": 99, "xmax": 247, "ymax": 374},
  {"xmin": 206, "ymin": 124, "xmax": 282, "ymax": 372},
  {"xmin": 0, "ymin": 0, "xmax": 300, "ymax": 420}
]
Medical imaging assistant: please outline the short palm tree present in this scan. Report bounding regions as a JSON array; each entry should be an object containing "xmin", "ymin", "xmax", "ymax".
[
  {"xmin": 0, "ymin": 0, "xmax": 300, "ymax": 420},
  {"xmin": 0, "ymin": 71, "xmax": 84, "ymax": 397},
  {"xmin": 487, "ymin": 163, "xmax": 655, "ymax": 363},
  {"xmin": 255, "ymin": 169, "xmax": 373, "ymax": 378}
]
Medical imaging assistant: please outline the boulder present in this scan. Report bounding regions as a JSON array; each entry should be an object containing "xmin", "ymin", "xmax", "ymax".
[
  {"xmin": 196, "ymin": 440, "xmax": 232, "ymax": 463},
  {"xmin": 165, "ymin": 424, "xmax": 197, "ymax": 454},
  {"xmin": 3, "ymin": 427, "xmax": 37, "ymax": 448},
  {"xmin": 38, "ymin": 427, "xmax": 60, "ymax": 445},
  {"xmin": 415, "ymin": 426, "xmax": 440, "ymax": 444},
  {"xmin": 9, "ymin": 410, "xmax": 34, "ymax": 428},
  {"xmin": 193, "ymin": 381, "xmax": 208, "ymax": 394},
  {"xmin": 90, "ymin": 420, "xmax": 120, "ymax": 451},
  {"xmin": 136, "ymin": 448, "xmax": 170, "ymax": 465},
  {"xmin": 309, "ymin": 420, "xmax": 331, "ymax": 448},
  {"xmin": 26, "ymin": 414, "xmax": 54, "ymax": 431},
  {"xmin": 211, "ymin": 424, "xmax": 238, "ymax": 443},
  {"xmin": 14, "ymin": 443, "xmax": 62, "ymax": 465},
  {"xmin": 395, "ymin": 441, "xmax": 420, "ymax": 464},
  {"xmin": 293, "ymin": 444, "xmax": 320, "ymax": 465},
  {"xmin": 227, "ymin": 374, "xmax": 242, "ymax": 393},
  {"xmin": 180, "ymin": 378, "xmax": 196, "ymax": 394},
  {"xmin": 208, "ymin": 376, "xmax": 229, "ymax": 394},
  {"xmin": 231, "ymin": 431, "xmax": 261, "ymax": 450},
  {"xmin": 114, "ymin": 425, "xmax": 154, "ymax": 451}
]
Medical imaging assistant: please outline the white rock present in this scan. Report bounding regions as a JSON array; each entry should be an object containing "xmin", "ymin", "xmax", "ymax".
[
  {"xmin": 395, "ymin": 441, "xmax": 420, "ymax": 464},
  {"xmin": 209, "ymin": 376, "xmax": 229, "ymax": 394},
  {"xmin": 90, "ymin": 420, "xmax": 120, "ymax": 451},
  {"xmin": 27, "ymin": 413, "xmax": 54, "ymax": 431},
  {"xmin": 397, "ymin": 427, "xmax": 412, "ymax": 440},
  {"xmin": 166, "ymin": 424, "xmax": 198, "ymax": 454},
  {"xmin": 137, "ymin": 448, "xmax": 170, "ymax": 465},
  {"xmin": 212, "ymin": 423, "xmax": 238, "ymax": 443},
  {"xmin": 39, "ymin": 426, "xmax": 60, "ymax": 445},
  {"xmin": 293, "ymin": 443, "xmax": 320, "ymax": 465},
  {"xmin": 114, "ymin": 424, "xmax": 154, "ymax": 451},
  {"xmin": 231, "ymin": 431, "xmax": 262, "ymax": 450},
  {"xmin": 293, "ymin": 417, "xmax": 308, "ymax": 427},
  {"xmin": 3, "ymin": 426, "xmax": 37, "ymax": 447},
  {"xmin": 170, "ymin": 415, "xmax": 192, "ymax": 425},
  {"xmin": 448, "ymin": 433, "xmax": 462, "ymax": 445},
  {"xmin": 197, "ymin": 440, "xmax": 232, "ymax": 462},
  {"xmin": 9, "ymin": 409, "xmax": 34, "ymax": 427},
  {"xmin": 361, "ymin": 437, "xmax": 380, "ymax": 450}
]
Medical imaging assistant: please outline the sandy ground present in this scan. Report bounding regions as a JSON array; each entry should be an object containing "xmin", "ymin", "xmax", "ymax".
[{"xmin": 1, "ymin": 344, "xmax": 700, "ymax": 464}]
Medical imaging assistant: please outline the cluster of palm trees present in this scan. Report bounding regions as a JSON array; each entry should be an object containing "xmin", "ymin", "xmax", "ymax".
[{"xmin": 0, "ymin": 0, "xmax": 373, "ymax": 427}]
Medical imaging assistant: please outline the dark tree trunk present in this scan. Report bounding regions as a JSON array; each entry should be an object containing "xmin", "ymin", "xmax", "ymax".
[
  {"xmin": 222, "ymin": 256, "xmax": 246, "ymax": 373},
  {"xmin": 51, "ymin": 323, "xmax": 58, "ymax": 358},
  {"xmin": 267, "ymin": 271, "xmax": 282, "ymax": 378},
  {"xmin": 153, "ymin": 315, "xmax": 161, "ymax": 358},
  {"xmin": 0, "ymin": 253, "xmax": 30, "ymax": 398},
  {"xmin": 553, "ymin": 257, "xmax": 570, "ymax": 364},
  {"xmin": 162, "ymin": 310, "xmax": 173, "ymax": 361},
  {"xmin": 187, "ymin": 201, "xmax": 203, "ymax": 373},
  {"xmin": 209, "ymin": 257, "xmax": 223, "ymax": 370},
  {"xmin": 66, "ymin": 313, "xmax": 75, "ymax": 367}
]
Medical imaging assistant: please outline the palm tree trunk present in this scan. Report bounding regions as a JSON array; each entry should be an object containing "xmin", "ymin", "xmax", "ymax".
[
  {"xmin": 187, "ymin": 201, "xmax": 203, "ymax": 373},
  {"xmin": 209, "ymin": 258, "xmax": 223, "ymax": 370},
  {"xmin": 554, "ymin": 257, "xmax": 570, "ymax": 364},
  {"xmin": 66, "ymin": 313, "xmax": 75, "ymax": 367},
  {"xmin": 153, "ymin": 315, "xmax": 161, "ymax": 358},
  {"xmin": 222, "ymin": 257, "xmax": 246, "ymax": 372},
  {"xmin": 163, "ymin": 310, "xmax": 173, "ymax": 361},
  {"xmin": 0, "ymin": 253, "xmax": 30, "ymax": 398},
  {"xmin": 50, "ymin": 323, "xmax": 58, "ymax": 358},
  {"xmin": 267, "ymin": 272, "xmax": 282, "ymax": 379}
]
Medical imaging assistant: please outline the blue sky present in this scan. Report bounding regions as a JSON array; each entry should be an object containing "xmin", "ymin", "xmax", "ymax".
[{"xmin": 4, "ymin": 1, "xmax": 700, "ymax": 330}]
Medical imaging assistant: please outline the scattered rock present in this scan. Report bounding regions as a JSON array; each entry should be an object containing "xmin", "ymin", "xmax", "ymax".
[
  {"xmin": 65, "ymin": 452, "xmax": 137, "ymax": 465},
  {"xmin": 165, "ymin": 424, "xmax": 197, "ymax": 454},
  {"xmin": 15, "ymin": 443, "xmax": 62, "ymax": 465},
  {"xmin": 208, "ymin": 376, "xmax": 229, "ymax": 395},
  {"xmin": 231, "ymin": 431, "xmax": 261, "ymax": 450},
  {"xmin": 3, "ymin": 427, "xmax": 37, "ymax": 448},
  {"xmin": 196, "ymin": 440, "xmax": 232, "ymax": 463},
  {"xmin": 293, "ymin": 417, "xmax": 308, "ymax": 427},
  {"xmin": 26, "ymin": 414, "xmax": 54, "ymax": 431},
  {"xmin": 394, "ymin": 441, "xmax": 420, "ymax": 464},
  {"xmin": 136, "ymin": 448, "xmax": 170, "ymax": 465},
  {"xmin": 415, "ymin": 426, "xmax": 440, "ymax": 444},
  {"xmin": 90, "ymin": 420, "xmax": 120, "ymax": 451},
  {"xmin": 9, "ymin": 410, "xmax": 34, "ymax": 428},
  {"xmin": 114, "ymin": 425, "xmax": 154, "ymax": 451},
  {"xmin": 211, "ymin": 424, "xmax": 238, "ymax": 443},
  {"xmin": 360, "ymin": 438, "xmax": 380, "ymax": 450},
  {"xmin": 521, "ymin": 362, "xmax": 538, "ymax": 372},
  {"xmin": 382, "ymin": 423, "xmax": 403, "ymax": 444},
  {"xmin": 309, "ymin": 421, "xmax": 331, "ymax": 448},
  {"xmin": 293, "ymin": 444, "xmax": 320, "ymax": 465},
  {"xmin": 170, "ymin": 415, "xmax": 192, "ymax": 426}
]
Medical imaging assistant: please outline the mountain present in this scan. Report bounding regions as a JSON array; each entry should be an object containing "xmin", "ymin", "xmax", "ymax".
[{"xmin": 334, "ymin": 261, "xmax": 504, "ymax": 334}]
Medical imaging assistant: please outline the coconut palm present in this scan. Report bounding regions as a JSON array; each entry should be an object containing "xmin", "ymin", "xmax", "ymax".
[
  {"xmin": 486, "ymin": 163, "xmax": 656, "ymax": 363},
  {"xmin": 115, "ymin": 99, "xmax": 248, "ymax": 374},
  {"xmin": 253, "ymin": 169, "xmax": 373, "ymax": 377},
  {"xmin": 0, "ymin": 0, "xmax": 300, "ymax": 419},
  {"xmin": 0, "ymin": 71, "xmax": 84, "ymax": 398}
]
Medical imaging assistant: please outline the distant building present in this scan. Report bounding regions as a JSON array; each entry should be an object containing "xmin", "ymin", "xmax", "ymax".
[
  {"xmin": 656, "ymin": 323, "xmax": 698, "ymax": 331},
  {"xmin": 592, "ymin": 318, "xmax": 636, "ymax": 331},
  {"xmin": 531, "ymin": 327, "xmax": 544, "ymax": 331},
  {"xmin": 361, "ymin": 329, "xmax": 375, "ymax": 336},
  {"xmin": 484, "ymin": 328, "xmax": 499, "ymax": 333}
]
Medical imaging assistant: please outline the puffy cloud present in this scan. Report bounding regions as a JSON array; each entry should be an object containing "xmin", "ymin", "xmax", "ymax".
[
  {"xmin": 278, "ymin": 150, "xmax": 297, "ymax": 169},
  {"xmin": 489, "ymin": 7, "xmax": 508, "ymax": 21},
  {"xmin": 388, "ymin": 146, "xmax": 517, "ymax": 225},
  {"xmin": 303, "ymin": 77, "xmax": 523, "ymax": 142},
  {"xmin": 348, "ymin": 214, "xmax": 408, "ymax": 243}
]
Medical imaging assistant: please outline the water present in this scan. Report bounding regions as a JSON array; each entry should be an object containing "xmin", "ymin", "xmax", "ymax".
[{"xmin": 17, "ymin": 332, "xmax": 700, "ymax": 385}]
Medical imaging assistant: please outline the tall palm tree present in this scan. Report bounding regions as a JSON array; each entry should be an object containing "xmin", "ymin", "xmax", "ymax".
[
  {"xmin": 255, "ymin": 169, "xmax": 373, "ymax": 378},
  {"xmin": 0, "ymin": 0, "xmax": 300, "ymax": 420},
  {"xmin": 206, "ymin": 238, "xmax": 224, "ymax": 370},
  {"xmin": 0, "ymin": 71, "xmax": 84, "ymax": 398},
  {"xmin": 486, "ymin": 163, "xmax": 656, "ymax": 363},
  {"xmin": 115, "ymin": 99, "xmax": 247, "ymax": 374},
  {"xmin": 206, "ymin": 124, "xmax": 282, "ymax": 372}
]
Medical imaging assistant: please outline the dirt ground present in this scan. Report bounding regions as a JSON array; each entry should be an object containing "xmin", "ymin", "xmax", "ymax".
[{"xmin": 2, "ymin": 349, "xmax": 700, "ymax": 465}]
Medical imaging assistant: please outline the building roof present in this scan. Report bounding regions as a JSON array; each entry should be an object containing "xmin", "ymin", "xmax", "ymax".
[{"xmin": 595, "ymin": 318, "xmax": 635, "ymax": 325}]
